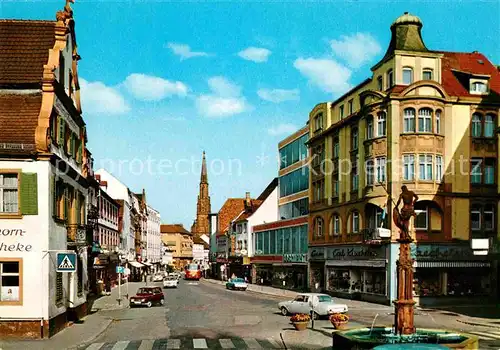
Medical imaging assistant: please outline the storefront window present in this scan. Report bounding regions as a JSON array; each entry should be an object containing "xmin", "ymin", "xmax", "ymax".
[
  {"xmin": 447, "ymin": 269, "xmax": 490, "ymax": 296},
  {"xmin": 283, "ymin": 228, "xmax": 291, "ymax": 254},
  {"xmin": 363, "ymin": 270, "xmax": 386, "ymax": 294},
  {"xmin": 414, "ymin": 269, "xmax": 442, "ymax": 296},
  {"xmin": 300, "ymin": 225, "xmax": 308, "ymax": 254},
  {"xmin": 327, "ymin": 269, "xmax": 350, "ymax": 293},
  {"xmin": 263, "ymin": 231, "xmax": 270, "ymax": 254},
  {"xmin": 276, "ymin": 229, "xmax": 283, "ymax": 254},
  {"xmin": 291, "ymin": 227, "xmax": 298, "ymax": 253},
  {"xmin": 272, "ymin": 266, "xmax": 307, "ymax": 291},
  {"xmin": 269, "ymin": 230, "xmax": 276, "ymax": 254}
]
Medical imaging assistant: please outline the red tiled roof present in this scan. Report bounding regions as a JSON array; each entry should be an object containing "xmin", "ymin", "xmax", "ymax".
[
  {"xmin": 439, "ymin": 51, "xmax": 500, "ymax": 98},
  {"xmin": 0, "ymin": 20, "xmax": 56, "ymax": 85},
  {"xmin": 217, "ymin": 198, "xmax": 246, "ymax": 233},
  {"xmin": 160, "ymin": 224, "xmax": 192, "ymax": 235},
  {"xmin": 0, "ymin": 92, "xmax": 42, "ymax": 146}
]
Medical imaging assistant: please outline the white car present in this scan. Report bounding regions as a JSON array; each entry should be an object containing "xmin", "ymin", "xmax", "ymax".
[
  {"xmin": 278, "ymin": 293, "xmax": 348, "ymax": 319},
  {"xmin": 153, "ymin": 274, "xmax": 164, "ymax": 282},
  {"xmin": 163, "ymin": 276, "xmax": 179, "ymax": 288}
]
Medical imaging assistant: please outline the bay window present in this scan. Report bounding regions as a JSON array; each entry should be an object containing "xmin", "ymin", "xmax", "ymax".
[
  {"xmin": 403, "ymin": 155, "xmax": 415, "ymax": 181},
  {"xmin": 404, "ymin": 108, "xmax": 416, "ymax": 133},
  {"xmin": 375, "ymin": 156, "xmax": 386, "ymax": 183},
  {"xmin": 418, "ymin": 108, "xmax": 432, "ymax": 132},
  {"xmin": 418, "ymin": 154, "xmax": 433, "ymax": 180},
  {"xmin": 435, "ymin": 110, "xmax": 441, "ymax": 134},
  {"xmin": 377, "ymin": 112, "xmax": 386, "ymax": 136},
  {"xmin": 403, "ymin": 67, "xmax": 413, "ymax": 85}
]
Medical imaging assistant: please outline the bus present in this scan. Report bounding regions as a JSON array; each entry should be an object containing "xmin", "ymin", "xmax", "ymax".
[{"xmin": 184, "ymin": 263, "xmax": 202, "ymax": 280}]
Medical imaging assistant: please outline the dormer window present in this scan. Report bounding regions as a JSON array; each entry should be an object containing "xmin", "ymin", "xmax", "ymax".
[
  {"xmin": 403, "ymin": 67, "xmax": 414, "ymax": 85},
  {"xmin": 422, "ymin": 68, "xmax": 433, "ymax": 81},
  {"xmin": 471, "ymin": 81, "xmax": 488, "ymax": 94},
  {"xmin": 314, "ymin": 113, "xmax": 324, "ymax": 132},
  {"xmin": 387, "ymin": 69, "xmax": 394, "ymax": 89}
]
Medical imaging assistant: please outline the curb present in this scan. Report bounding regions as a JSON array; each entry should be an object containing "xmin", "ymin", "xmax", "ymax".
[
  {"xmin": 457, "ymin": 319, "xmax": 500, "ymax": 329},
  {"xmin": 65, "ymin": 318, "xmax": 114, "ymax": 350}
]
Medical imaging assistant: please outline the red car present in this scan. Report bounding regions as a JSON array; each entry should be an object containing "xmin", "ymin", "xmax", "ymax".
[{"xmin": 129, "ymin": 287, "xmax": 165, "ymax": 308}]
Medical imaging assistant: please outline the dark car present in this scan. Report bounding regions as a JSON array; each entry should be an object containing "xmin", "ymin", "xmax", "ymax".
[{"xmin": 129, "ymin": 287, "xmax": 165, "ymax": 308}]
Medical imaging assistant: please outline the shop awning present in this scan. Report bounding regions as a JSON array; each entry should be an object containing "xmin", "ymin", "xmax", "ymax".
[
  {"xmin": 129, "ymin": 261, "xmax": 144, "ymax": 268},
  {"xmin": 143, "ymin": 262, "xmax": 153, "ymax": 266},
  {"xmin": 325, "ymin": 260, "xmax": 387, "ymax": 268},
  {"xmin": 414, "ymin": 261, "xmax": 490, "ymax": 268}
]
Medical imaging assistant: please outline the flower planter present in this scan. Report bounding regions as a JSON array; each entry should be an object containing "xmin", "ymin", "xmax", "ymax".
[
  {"xmin": 292, "ymin": 321, "xmax": 309, "ymax": 331},
  {"xmin": 332, "ymin": 320, "xmax": 348, "ymax": 330}
]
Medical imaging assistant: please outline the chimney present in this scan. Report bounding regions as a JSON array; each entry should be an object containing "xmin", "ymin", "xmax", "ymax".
[{"xmin": 245, "ymin": 192, "xmax": 251, "ymax": 208}]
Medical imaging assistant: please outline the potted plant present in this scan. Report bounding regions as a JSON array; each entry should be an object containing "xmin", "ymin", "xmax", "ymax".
[
  {"xmin": 290, "ymin": 313, "xmax": 310, "ymax": 331},
  {"xmin": 329, "ymin": 313, "xmax": 349, "ymax": 330}
]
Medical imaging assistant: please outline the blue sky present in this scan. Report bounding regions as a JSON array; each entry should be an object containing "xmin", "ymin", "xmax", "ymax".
[{"xmin": 2, "ymin": 0, "xmax": 499, "ymax": 227}]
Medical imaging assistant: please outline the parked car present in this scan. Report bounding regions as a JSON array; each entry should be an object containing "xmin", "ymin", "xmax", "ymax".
[
  {"xmin": 226, "ymin": 278, "xmax": 248, "ymax": 291},
  {"xmin": 129, "ymin": 287, "xmax": 165, "ymax": 308},
  {"xmin": 278, "ymin": 293, "xmax": 348, "ymax": 319},
  {"xmin": 163, "ymin": 276, "xmax": 179, "ymax": 288},
  {"xmin": 153, "ymin": 273, "xmax": 164, "ymax": 282}
]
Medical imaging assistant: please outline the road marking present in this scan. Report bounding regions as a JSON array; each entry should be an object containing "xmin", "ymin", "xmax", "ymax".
[
  {"xmin": 266, "ymin": 337, "xmax": 282, "ymax": 349},
  {"xmin": 138, "ymin": 339, "xmax": 154, "ymax": 350},
  {"xmin": 111, "ymin": 341, "xmax": 129, "ymax": 350},
  {"xmin": 86, "ymin": 343, "xmax": 104, "ymax": 350},
  {"xmin": 167, "ymin": 338, "xmax": 181, "ymax": 349},
  {"xmin": 193, "ymin": 338, "xmax": 208, "ymax": 348},
  {"xmin": 219, "ymin": 338, "xmax": 235, "ymax": 348},
  {"xmin": 468, "ymin": 331, "xmax": 499, "ymax": 340},
  {"xmin": 243, "ymin": 338, "xmax": 262, "ymax": 349}
]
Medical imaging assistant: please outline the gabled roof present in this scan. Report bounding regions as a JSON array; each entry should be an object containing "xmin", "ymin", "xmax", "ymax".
[
  {"xmin": 439, "ymin": 51, "xmax": 500, "ymax": 100},
  {"xmin": 160, "ymin": 224, "xmax": 192, "ymax": 235},
  {"xmin": 233, "ymin": 199, "xmax": 264, "ymax": 223},
  {"xmin": 193, "ymin": 235, "xmax": 209, "ymax": 248},
  {"xmin": 217, "ymin": 198, "xmax": 246, "ymax": 234},
  {"xmin": 257, "ymin": 177, "xmax": 278, "ymax": 201},
  {"xmin": 0, "ymin": 92, "xmax": 41, "ymax": 150},
  {"xmin": 0, "ymin": 20, "xmax": 56, "ymax": 85}
]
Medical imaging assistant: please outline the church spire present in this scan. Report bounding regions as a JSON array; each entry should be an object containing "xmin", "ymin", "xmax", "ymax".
[{"xmin": 201, "ymin": 151, "xmax": 208, "ymax": 184}]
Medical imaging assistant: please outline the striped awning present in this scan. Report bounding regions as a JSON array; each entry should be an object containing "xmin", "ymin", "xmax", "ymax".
[{"xmin": 413, "ymin": 261, "xmax": 490, "ymax": 268}]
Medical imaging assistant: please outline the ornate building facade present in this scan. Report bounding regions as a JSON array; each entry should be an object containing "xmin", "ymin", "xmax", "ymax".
[{"xmin": 307, "ymin": 13, "xmax": 499, "ymax": 306}]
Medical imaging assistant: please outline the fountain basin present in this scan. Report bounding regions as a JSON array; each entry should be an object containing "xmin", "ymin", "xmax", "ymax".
[{"xmin": 332, "ymin": 327, "xmax": 478, "ymax": 349}]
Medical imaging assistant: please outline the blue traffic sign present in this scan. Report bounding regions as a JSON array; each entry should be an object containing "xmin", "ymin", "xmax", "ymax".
[
  {"xmin": 116, "ymin": 266, "xmax": 124, "ymax": 274},
  {"xmin": 56, "ymin": 252, "xmax": 77, "ymax": 272}
]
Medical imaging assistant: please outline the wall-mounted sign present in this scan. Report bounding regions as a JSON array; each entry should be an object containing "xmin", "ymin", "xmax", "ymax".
[
  {"xmin": 326, "ymin": 246, "xmax": 385, "ymax": 260},
  {"xmin": 308, "ymin": 247, "xmax": 325, "ymax": 261},
  {"xmin": 413, "ymin": 244, "xmax": 480, "ymax": 261},
  {"xmin": 283, "ymin": 253, "xmax": 307, "ymax": 263}
]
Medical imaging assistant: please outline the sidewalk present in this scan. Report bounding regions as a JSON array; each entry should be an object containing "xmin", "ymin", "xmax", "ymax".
[{"xmin": 90, "ymin": 280, "xmax": 148, "ymax": 312}]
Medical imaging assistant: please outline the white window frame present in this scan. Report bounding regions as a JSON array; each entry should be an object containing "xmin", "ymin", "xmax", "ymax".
[
  {"xmin": 471, "ymin": 207, "xmax": 481, "ymax": 231},
  {"xmin": 419, "ymin": 154, "xmax": 433, "ymax": 181},
  {"xmin": 435, "ymin": 110, "xmax": 441, "ymax": 134},
  {"xmin": 435, "ymin": 155, "xmax": 443, "ymax": 182},
  {"xmin": 375, "ymin": 156, "xmax": 386, "ymax": 183},
  {"xmin": 377, "ymin": 112, "xmax": 386, "ymax": 136},
  {"xmin": 422, "ymin": 68, "xmax": 433, "ymax": 80},
  {"xmin": 315, "ymin": 217, "xmax": 324, "ymax": 237},
  {"xmin": 404, "ymin": 108, "xmax": 416, "ymax": 133},
  {"xmin": 366, "ymin": 116, "xmax": 374, "ymax": 139},
  {"xmin": 471, "ymin": 81, "xmax": 488, "ymax": 93},
  {"xmin": 418, "ymin": 108, "xmax": 432, "ymax": 133},
  {"xmin": 333, "ymin": 215, "xmax": 340, "ymax": 236},
  {"xmin": 0, "ymin": 173, "xmax": 19, "ymax": 214},
  {"xmin": 366, "ymin": 158, "xmax": 374, "ymax": 186},
  {"xmin": 403, "ymin": 154, "xmax": 415, "ymax": 181},
  {"xmin": 0, "ymin": 260, "xmax": 21, "ymax": 303},
  {"xmin": 402, "ymin": 67, "xmax": 414, "ymax": 85},
  {"xmin": 352, "ymin": 212, "xmax": 360, "ymax": 233},
  {"xmin": 414, "ymin": 207, "xmax": 428, "ymax": 230}
]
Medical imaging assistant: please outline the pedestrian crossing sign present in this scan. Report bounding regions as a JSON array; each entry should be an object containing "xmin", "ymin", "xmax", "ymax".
[{"xmin": 56, "ymin": 252, "xmax": 77, "ymax": 272}]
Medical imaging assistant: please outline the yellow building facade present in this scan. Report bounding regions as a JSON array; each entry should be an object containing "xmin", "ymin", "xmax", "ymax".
[{"xmin": 307, "ymin": 13, "xmax": 499, "ymax": 305}]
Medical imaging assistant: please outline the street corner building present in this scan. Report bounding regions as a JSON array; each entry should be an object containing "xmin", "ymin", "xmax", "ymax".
[
  {"xmin": 307, "ymin": 13, "xmax": 500, "ymax": 306},
  {"xmin": 0, "ymin": 2, "xmax": 91, "ymax": 339}
]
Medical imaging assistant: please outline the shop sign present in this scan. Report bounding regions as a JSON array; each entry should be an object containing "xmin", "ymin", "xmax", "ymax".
[
  {"xmin": 414, "ymin": 244, "xmax": 479, "ymax": 261},
  {"xmin": 309, "ymin": 247, "xmax": 325, "ymax": 261},
  {"xmin": 326, "ymin": 246, "xmax": 385, "ymax": 260},
  {"xmin": 283, "ymin": 253, "xmax": 307, "ymax": 263},
  {"xmin": 0, "ymin": 227, "xmax": 33, "ymax": 252}
]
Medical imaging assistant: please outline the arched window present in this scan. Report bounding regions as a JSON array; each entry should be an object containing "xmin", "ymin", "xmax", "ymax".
[
  {"xmin": 471, "ymin": 113, "xmax": 482, "ymax": 137},
  {"xmin": 387, "ymin": 69, "xmax": 393, "ymax": 89},
  {"xmin": 418, "ymin": 108, "xmax": 433, "ymax": 132},
  {"xmin": 351, "ymin": 211, "xmax": 360, "ymax": 233},
  {"xmin": 377, "ymin": 112, "xmax": 387, "ymax": 136},
  {"xmin": 403, "ymin": 67, "xmax": 413, "ymax": 85},
  {"xmin": 330, "ymin": 215, "xmax": 341, "ymax": 237},
  {"xmin": 484, "ymin": 114, "xmax": 495, "ymax": 138},
  {"xmin": 315, "ymin": 217, "xmax": 324, "ymax": 238},
  {"xmin": 366, "ymin": 115, "xmax": 374, "ymax": 139},
  {"xmin": 403, "ymin": 108, "xmax": 416, "ymax": 133},
  {"xmin": 435, "ymin": 110, "xmax": 442, "ymax": 134}
]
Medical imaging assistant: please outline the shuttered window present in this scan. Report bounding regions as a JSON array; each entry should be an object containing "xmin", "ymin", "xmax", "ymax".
[{"xmin": 20, "ymin": 173, "xmax": 37, "ymax": 215}]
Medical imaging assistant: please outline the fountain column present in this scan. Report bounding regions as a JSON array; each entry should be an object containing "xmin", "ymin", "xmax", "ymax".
[{"xmin": 393, "ymin": 236, "xmax": 416, "ymax": 335}]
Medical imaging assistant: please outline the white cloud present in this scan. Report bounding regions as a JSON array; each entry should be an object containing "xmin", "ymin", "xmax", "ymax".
[
  {"xmin": 79, "ymin": 78, "xmax": 130, "ymax": 115},
  {"xmin": 330, "ymin": 33, "xmax": 381, "ymax": 68},
  {"xmin": 238, "ymin": 47, "xmax": 271, "ymax": 63},
  {"xmin": 123, "ymin": 73, "xmax": 188, "ymax": 101},
  {"xmin": 196, "ymin": 76, "xmax": 249, "ymax": 118},
  {"xmin": 294, "ymin": 58, "xmax": 352, "ymax": 96},
  {"xmin": 166, "ymin": 42, "xmax": 210, "ymax": 60},
  {"xmin": 208, "ymin": 76, "xmax": 241, "ymax": 97},
  {"xmin": 267, "ymin": 123, "xmax": 299, "ymax": 136},
  {"xmin": 257, "ymin": 88, "xmax": 300, "ymax": 103}
]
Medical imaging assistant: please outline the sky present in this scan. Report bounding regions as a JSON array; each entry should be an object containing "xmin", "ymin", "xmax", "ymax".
[{"xmin": 2, "ymin": 0, "xmax": 499, "ymax": 228}]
